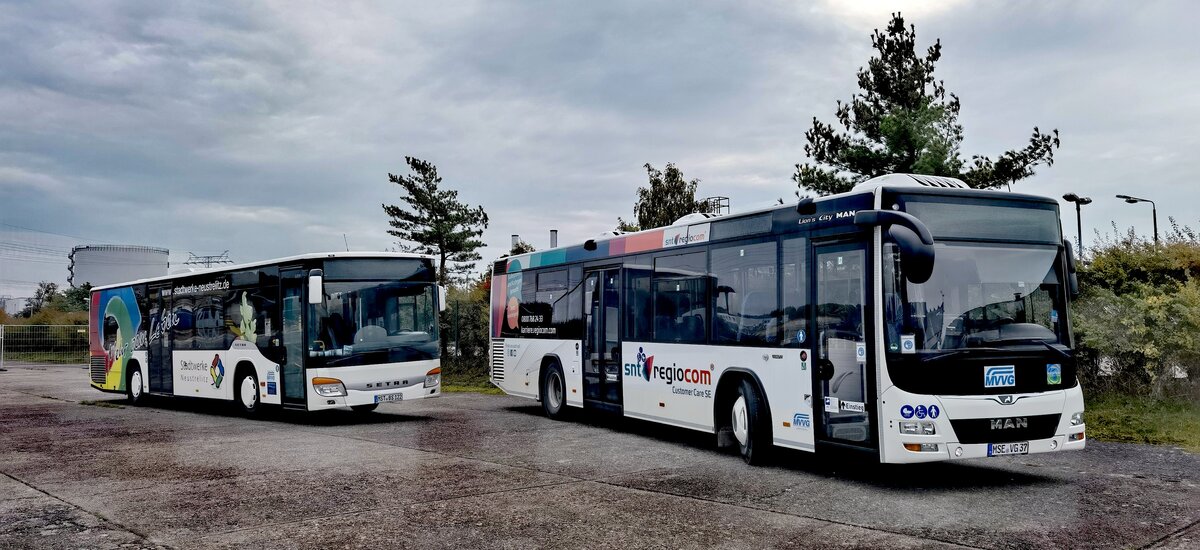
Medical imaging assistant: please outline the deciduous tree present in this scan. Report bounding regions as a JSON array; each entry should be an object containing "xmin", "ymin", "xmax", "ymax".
[{"xmin": 620, "ymin": 163, "xmax": 712, "ymax": 230}]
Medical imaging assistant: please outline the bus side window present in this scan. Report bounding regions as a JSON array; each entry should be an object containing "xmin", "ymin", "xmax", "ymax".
[
  {"xmin": 710, "ymin": 241, "xmax": 778, "ymax": 346},
  {"xmin": 781, "ymin": 237, "xmax": 808, "ymax": 348},
  {"xmin": 652, "ymin": 252, "xmax": 707, "ymax": 344}
]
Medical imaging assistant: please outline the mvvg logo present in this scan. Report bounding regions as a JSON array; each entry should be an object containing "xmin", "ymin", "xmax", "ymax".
[
  {"xmin": 984, "ymin": 365, "xmax": 1016, "ymax": 388},
  {"xmin": 792, "ymin": 413, "xmax": 811, "ymax": 429}
]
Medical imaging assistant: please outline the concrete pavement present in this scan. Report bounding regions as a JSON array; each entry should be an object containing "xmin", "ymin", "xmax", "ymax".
[{"xmin": 1, "ymin": 364, "xmax": 1197, "ymax": 549}]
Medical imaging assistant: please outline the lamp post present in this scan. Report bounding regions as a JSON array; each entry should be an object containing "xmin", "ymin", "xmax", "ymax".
[
  {"xmin": 1062, "ymin": 193, "xmax": 1092, "ymax": 259},
  {"xmin": 1115, "ymin": 194, "xmax": 1158, "ymax": 244}
]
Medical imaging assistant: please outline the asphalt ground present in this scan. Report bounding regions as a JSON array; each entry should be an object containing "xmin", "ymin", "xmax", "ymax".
[{"xmin": 1, "ymin": 364, "xmax": 1198, "ymax": 549}]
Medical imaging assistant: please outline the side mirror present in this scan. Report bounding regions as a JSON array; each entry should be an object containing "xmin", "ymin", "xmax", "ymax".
[
  {"xmin": 854, "ymin": 210, "xmax": 936, "ymax": 284},
  {"xmin": 889, "ymin": 225, "xmax": 935, "ymax": 284},
  {"xmin": 1063, "ymin": 240, "xmax": 1081, "ymax": 299},
  {"xmin": 307, "ymin": 269, "xmax": 324, "ymax": 305},
  {"xmin": 439, "ymin": 285, "xmax": 448, "ymax": 312}
]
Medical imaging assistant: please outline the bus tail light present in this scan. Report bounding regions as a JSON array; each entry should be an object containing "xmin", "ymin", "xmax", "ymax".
[
  {"xmin": 424, "ymin": 367, "xmax": 441, "ymax": 388},
  {"xmin": 313, "ymin": 377, "xmax": 346, "ymax": 397}
]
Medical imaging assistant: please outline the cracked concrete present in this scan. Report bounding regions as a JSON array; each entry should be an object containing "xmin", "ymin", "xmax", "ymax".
[{"xmin": 1, "ymin": 364, "xmax": 1197, "ymax": 549}]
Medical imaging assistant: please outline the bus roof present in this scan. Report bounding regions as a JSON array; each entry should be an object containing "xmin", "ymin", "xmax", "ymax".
[
  {"xmin": 90, "ymin": 251, "xmax": 433, "ymax": 291},
  {"xmin": 497, "ymin": 173, "xmax": 1059, "ymax": 271}
]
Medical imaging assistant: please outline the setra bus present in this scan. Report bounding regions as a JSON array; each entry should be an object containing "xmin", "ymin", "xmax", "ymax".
[
  {"xmin": 90, "ymin": 252, "xmax": 445, "ymax": 414},
  {"xmin": 489, "ymin": 174, "xmax": 1086, "ymax": 464}
]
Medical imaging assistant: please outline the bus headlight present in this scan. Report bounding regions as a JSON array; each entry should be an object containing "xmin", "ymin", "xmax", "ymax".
[
  {"xmin": 424, "ymin": 367, "xmax": 441, "ymax": 388},
  {"xmin": 900, "ymin": 421, "xmax": 936, "ymax": 435},
  {"xmin": 1070, "ymin": 412, "xmax": 1084, "ymax": 426},
  {"xmin": 313, "ymin": 377, "xmax": 347, "ymax": 397}
]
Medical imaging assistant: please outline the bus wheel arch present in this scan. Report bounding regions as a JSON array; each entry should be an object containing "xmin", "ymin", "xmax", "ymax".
[
  {"xmin": 233, "ymin": 361, "xmax": 260, "ymax": 416},
  {"xmin": 538, "ymin": 355, "xmax": 567, "ymax": 419},
  {"xmin": 714, "ymin": 369, "xmax": 773, "ymax": 464},
  {"xmin": 125, "ymin": 359, "xmax": 145, "ymax": 405}
]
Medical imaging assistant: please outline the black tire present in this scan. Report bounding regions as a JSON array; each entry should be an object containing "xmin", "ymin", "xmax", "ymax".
[
  {"xmin": 126, "ymin": 363, "xmax": 146, "ymax": 406},
  {"xmin": 352, "ymin": 403, "xmax": 379, "ymax": 413},
  {"xmin": 540, "ymin": 363, "xmax": 567, "ymax": 419},
  {"xmin": 236, "ymin": 371, "xmax": 260, "ymax": 416},
  {"xmin": 730, "ymin": 379, "xmax": 772, "ymax": 465}
]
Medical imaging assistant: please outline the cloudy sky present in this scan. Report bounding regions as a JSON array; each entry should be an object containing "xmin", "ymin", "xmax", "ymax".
[{"xmin": 2, "ymin": 0, "xmax": 1196, "ymax": 299}]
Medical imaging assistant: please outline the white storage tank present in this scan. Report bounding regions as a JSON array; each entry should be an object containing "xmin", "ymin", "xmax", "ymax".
[{"xmin": 68, "ymin": 245, "xmax": 169, "ymax": 287}]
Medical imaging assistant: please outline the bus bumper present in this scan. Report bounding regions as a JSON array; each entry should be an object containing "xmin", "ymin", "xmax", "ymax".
[
  {"xmin": 879, "ymin": 385, "xmax": 1086, "ymax": 464},
  {"xmin": 306, "ymin": 360, "xmax": 441, "ymax": 411}
]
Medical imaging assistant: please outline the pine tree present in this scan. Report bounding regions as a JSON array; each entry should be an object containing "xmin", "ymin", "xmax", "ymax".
[
  {"xmin": 382, "ymin": 157, "xmax": 489, "ymax": 285},
  {"xmin": 794, "ymin": 12, "xmax": 1060, "ymax": 196}
]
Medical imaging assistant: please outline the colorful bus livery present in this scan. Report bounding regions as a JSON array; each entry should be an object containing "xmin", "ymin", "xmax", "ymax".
[
  {"xmin": 490, "ymin": 173, "xmax": 1087, "ymax": 465},
  {"xmin": 90, "ymin": 252, "xmax": 445, "ymax": 414}
]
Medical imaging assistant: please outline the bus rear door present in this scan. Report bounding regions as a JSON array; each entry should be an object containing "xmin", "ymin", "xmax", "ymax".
[{"xmin": 582, "ymin": 268, "xmax": 622, "ymax": 406}]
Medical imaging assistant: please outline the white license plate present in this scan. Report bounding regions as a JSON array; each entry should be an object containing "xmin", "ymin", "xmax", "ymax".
[
  {"xmin": 988, "ymin": 442, "xmax": 1029, "ymax": 456},
  {"xmin": 375, "ymin": 393, "xmax": 404, "ymax": 403}
]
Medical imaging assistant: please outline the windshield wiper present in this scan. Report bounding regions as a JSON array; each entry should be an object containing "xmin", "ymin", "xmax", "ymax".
[
  {"xmin": 920, "ymin": 348, "xmax": 1003, "ymax": 363},
  {"xmin": 1036, "ymin": 340, "xmax": 1072, "ymax": 360}
]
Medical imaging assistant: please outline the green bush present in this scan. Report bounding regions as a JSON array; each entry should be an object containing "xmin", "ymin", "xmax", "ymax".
[{"xmin": 1073, "ymin": 220, "xmax": 1200, "ymax": 397}]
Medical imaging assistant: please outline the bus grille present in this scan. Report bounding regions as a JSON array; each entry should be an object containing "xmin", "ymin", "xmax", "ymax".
[
  {"xmin": 89, "ymin": 356, "xmax": 107, "ymax": 383},
  {"xmin": 491, "ymin": 339, "xmax": 505, "ymax": 381},
  {"xmin": 949, "ymin": 414, "xmax": 1061, "ymax": 444}
]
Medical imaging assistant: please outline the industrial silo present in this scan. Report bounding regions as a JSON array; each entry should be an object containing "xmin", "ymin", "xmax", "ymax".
[{"xmin": 68, "ymin": 245, "xmax": 169, "ymax": 287}]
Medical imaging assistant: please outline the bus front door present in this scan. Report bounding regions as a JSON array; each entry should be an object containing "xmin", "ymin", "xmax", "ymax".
[
  {"xmin": 280, "ymin": 268, "xmax": 307, "ymax": 407},
  {"xmin": 813, "ymin": 244, "xmax": 877, "ymax": 450},
  {"xmin": 147, "ymin": 284, "xmax": 172, "ymax": 393},
  {"xmin": 583, "ymin": 269, "xmax": 622, "ymax": 406}
]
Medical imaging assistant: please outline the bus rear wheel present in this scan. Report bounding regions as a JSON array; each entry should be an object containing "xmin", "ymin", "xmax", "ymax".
[
  {"xmin": 541, "ymin": 363, "xmax": 567, "ymax": 419},
  {"xmin": 126, "ymin": 365, "xmax": 145, "ymax": 406},
  {"xmin": 730, "ymin": 379, "xmax": 772, "ymax": 465},
  {"xmin": 236, "ymin": 371, "xmax": 260, "ymax": 416}
]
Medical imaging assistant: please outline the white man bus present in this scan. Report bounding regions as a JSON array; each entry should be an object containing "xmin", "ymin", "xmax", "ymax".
[
  {"xmin": 489, "ymin": 174, "xmax": 1086, "ymax": 464},
  {"xmin": 90, "ymin": 252, "xmax": 446, "ymax": 414}
]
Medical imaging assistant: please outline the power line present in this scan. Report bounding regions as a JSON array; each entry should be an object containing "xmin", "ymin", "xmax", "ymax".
[{"xmin": 0, "ymin": 222, "xmax": 97, "ymax": 243}]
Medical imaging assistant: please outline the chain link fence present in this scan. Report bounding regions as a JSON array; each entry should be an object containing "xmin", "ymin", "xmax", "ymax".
[{"xmin": 0, "ymin": 325, "xmax": 89, "ymax": 368}]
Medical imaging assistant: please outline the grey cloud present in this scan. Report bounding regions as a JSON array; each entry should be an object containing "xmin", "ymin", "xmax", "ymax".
[{"xmin": 1, "ymin": 1, "xmax": 1198, "ymax": 298}]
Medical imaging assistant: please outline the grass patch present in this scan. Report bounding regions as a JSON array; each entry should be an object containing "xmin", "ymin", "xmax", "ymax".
[
  {"xmin": 1, "ymin": 352, "xmax": 87, "ymax": 364},
  {"xmin": 441, "ymin": 372, "xmax": 505, "ymax": 395},
  {"xmin": 1085, "ymin": 392, "xmax": 1200, "ymax": 452},
  {"xmin": 80, "ymin": 400, "xmax": 125, "ymax": 409}
]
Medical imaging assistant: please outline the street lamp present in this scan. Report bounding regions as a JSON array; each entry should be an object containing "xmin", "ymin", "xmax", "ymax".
[
  {"xmin": 1062, "ymin": 193, "xmax": 1092, "ymax": 259},
  {"xmin": 1115, "ymin": 194, "xmax": 1158, "ymax": 244}
]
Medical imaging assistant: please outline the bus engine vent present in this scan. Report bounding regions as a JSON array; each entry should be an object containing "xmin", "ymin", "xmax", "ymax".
[
  {"xmin": 90, "ymin": 356, "xmax": 108, "ymax": 383},
  {"xmin": 491, "ymin": 338, "xmax": 505, "ymax": 381}
]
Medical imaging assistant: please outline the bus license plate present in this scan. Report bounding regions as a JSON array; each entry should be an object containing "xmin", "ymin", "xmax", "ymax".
[
  {"xmin": 988, "ymin": 442, "xmax": 1029, "ymax": 456},
  {"xmin": 375, "ymin": 393, "xmax": 404, "ymax": 404}
]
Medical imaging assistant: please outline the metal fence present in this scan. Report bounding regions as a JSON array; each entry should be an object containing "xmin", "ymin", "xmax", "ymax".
[{"xmin": 0, "ymin": 325, "xmax": 89, "ymax": 368}]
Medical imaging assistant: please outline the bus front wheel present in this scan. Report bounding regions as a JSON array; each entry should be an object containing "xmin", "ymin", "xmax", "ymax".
[
  {"xmin": 126, "ymin": 365, "xmax": 145, "ymax": 406},
  {"xmin": 730, "ymin": 379, "xmax": 772, "ymax": 465},
  {"xmin": 540, "ymin": 363, "xmax": 567, "ymax": 419},
  {"xmin": 236, "ymin": 371, "xmax": 260, "ymax": 416}
]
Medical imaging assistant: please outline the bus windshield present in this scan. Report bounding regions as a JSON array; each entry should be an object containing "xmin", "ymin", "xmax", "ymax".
[
  {"xmin": 308, "ymin": 280, "xmax": 439, "ymax": 367},
  {"xmin": 883, "ymin": 242, "xmax": 1067, "ymax": 354}
]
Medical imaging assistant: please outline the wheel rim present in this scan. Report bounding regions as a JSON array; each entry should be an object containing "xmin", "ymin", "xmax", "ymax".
[
  {"xmin": 130, "ymin": 371, "xmax": 142, "ymax": 399},
  {"xmin": 241, "ymin": 377, "xmax": 257, "ymax": 408},
  {"xmin": 731, "ymin": 395, "xmax": 749, "ymax": 447},
  {"xmin": 547, "ymin": 371, "xmax": 563, "ymax": 410}
]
